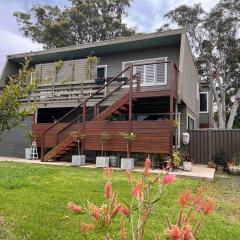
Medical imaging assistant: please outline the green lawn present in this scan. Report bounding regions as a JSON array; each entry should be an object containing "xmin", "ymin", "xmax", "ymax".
[{"xmin": 0, "ymin": 162, "xmax": 239, "ymax": 240}]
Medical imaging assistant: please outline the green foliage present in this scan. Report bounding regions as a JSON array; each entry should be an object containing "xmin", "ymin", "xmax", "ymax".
[
  {"xmin": 86, "ymin": 55, "xmax": 100, "ymax": 80},
  {"xmin": 213, "ymin": 150, "xmax": 229, "ymax": 166},
  {"xmin": 54, "ymin": 59, "xmax": 64, "ymax": 72},
  {"xmin": 172, "ymin": 150, "xmax": 182, "ymax": 167},
  {"xmin": 86, "ymin": 56, "xmax": 100, "ymax": 64},
  {"xmin": 119, "ymin": 131, "xmax": 136, "ymax": 142},
  {"xmin": 0, "ymin": 58, "xmax": 38, "ymax": 134},
  {"xmin": 71, "ymin": 131, "xmax": 86, "ymax": 141},
  {"xmin": 172, "ymin": 119, "xmax": 179, "ymax": 128},
  {"xmin": 105, "ymin": 114, "xmax": 125, "ymax": 121},
  {"xmin": 100, "ymin": 131, "xmax": 110, "ymax": 143},
  {"xmin": 161, "ymin": 0, "xmax": 240, "ymax": 129},
  {"xmin": 14, "ymin": 0, "xmax": 136, "ymax": 49},
  {"xmin": 26, "ymin": 130, "xmax": 36, "ymax": 147}
]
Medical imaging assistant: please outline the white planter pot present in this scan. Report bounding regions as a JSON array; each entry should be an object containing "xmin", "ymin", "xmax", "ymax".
[
  {"xmin": 121, "ymin": 158, "xmax": 134, "ymax": 170},
  {"xmin": 228, "ymin": 166, "xmax": 240, "ymax": 175},
  {"xmin": 25, "ymin": 148, "xmax": 31, "ymax": 160},
  {"xmin": 109, "ymin": 156, "xmax": 118, "ymax": 167},
  {"xmin": 183, "ymin": 161, "xmax": 193, "ymax": 172},
  {"xmin": 96, "ymin": 157, "xmax": 109, "ymax": 168},
  {"xmin": 72, "ymin": 155, "xmax": 86, "ymax": 166}
]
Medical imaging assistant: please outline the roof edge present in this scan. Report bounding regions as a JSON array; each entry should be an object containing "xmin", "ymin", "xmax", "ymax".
[{"xmin": 7, "ymin": 28, "xmax": 185, "ymax": 60}]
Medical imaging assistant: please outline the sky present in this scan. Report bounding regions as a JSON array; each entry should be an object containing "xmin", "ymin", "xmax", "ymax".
[{"xmin": 0, "ymin": 0, "xmax": 219, "ymax": 74}]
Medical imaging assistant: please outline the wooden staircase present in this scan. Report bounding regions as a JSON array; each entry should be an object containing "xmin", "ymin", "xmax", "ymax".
[
  {"xmin": 42, "ymin": 92, "xmax": 138, "ymax": 161},
  {"xmin": 43, "ymin": 134, "xmax": 78, "ymax": 161},
  {"xmin": 40, "ymin": 60, "xmax": 177, "ymax": 161},
  {"xmin": 93, "ymin": 93, "xmax": 137, "ymax": 121}
]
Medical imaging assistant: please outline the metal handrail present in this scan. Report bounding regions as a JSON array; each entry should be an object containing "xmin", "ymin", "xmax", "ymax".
[
  {"xmin": 40, "ymin": 60, "xmax": 178, "ymax": 160},
  {"xmin": 41, "ymin": 66, "xmax": 131, "ymax": 135},
  {"xmin": 55, "ymin": 76, "xmax": 133, "ymax": 142}
]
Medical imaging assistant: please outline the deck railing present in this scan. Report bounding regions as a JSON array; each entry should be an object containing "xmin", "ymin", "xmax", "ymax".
[{"xmin": 40, "ymin": 61, "xmax": 178, "ymax": 161}]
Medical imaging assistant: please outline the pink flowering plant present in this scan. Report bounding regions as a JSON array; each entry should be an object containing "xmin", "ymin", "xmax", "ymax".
[
  {"xmin": 165, "ymin": 189, "xmax": 216, "ymax": 240},
  {"xmin": 67, "ymin": 158, "xmax": 215, "ymax": 239}
]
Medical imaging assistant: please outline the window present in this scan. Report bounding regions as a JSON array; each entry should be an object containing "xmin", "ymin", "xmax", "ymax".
[
  {"xmin": 122, "ymin": 57, "xmax": 168, "ymax": 85},
  {"xmin": 187, "ymin": 114, "xmax": 195, "ymax": 130},
  {"xmin": 200, "ymin": 92, "xmax": 208, "ymax": 113},
  {"xmin": 97, "ymin": 65, "xmax": 107, "ymax": 79}
]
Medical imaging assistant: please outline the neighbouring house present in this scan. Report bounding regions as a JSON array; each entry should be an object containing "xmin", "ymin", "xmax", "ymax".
[{"xmin": 0, "ymin": 29, "xmax": 213, "ymax": 163}]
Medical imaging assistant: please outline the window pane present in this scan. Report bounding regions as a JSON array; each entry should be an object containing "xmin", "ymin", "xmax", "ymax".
[
  {"xmin": 155, "ymin": 63, "xmax": 166, "ymax": 83},
  {"xmin": 97, "ymin": 67, "xmax": 105, "ymax": 79},
  {"xmin": 200, "ymin": 93, "xmax": 208, "ymax": 112},
  {"xmin": 145, "ymin": 64, "xmax": 155, "ymax": 84}
]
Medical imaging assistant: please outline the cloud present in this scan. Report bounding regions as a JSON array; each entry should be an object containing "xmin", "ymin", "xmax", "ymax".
[
  {"xmin": 0, "ymin": 30, "xmax": 43, "ymax": 74},
  {"xmin": 125, "ymin": 0, "xmax": 219, "ymax": 32},
  {"xmin": 0, "ymin": 0, "xmax": 220, "ymax": 73}
]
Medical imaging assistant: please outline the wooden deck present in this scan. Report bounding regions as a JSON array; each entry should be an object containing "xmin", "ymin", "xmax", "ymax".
[
  {"xmin": 33, "ymin": 120, "xmax": 171, "ymax": 154},
  {"xmin": 36, "ymin": 61, "xmax": 178, "ymax": 161}
]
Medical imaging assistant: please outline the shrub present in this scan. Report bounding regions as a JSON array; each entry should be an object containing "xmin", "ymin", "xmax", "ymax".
[
  {"xmin": 173, "ymin": 150, "xmax": 182, "ymax": 168},
  {"xmin": 213, "ymin": 150, "xmax": 228, "ymax": 166},
  {"xmin": 67, "ymin": 159, "xmax": 215, "ymax": 239}
]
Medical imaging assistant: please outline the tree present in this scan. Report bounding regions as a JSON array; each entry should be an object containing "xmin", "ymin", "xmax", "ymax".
[
  {"xmin": 160, "ymin": 0, "xmax": 240, "ymax": 129},
  {"xmin": 14, "ymin": 0, "xmax": 136, "ymax": 49},
  {"xmin": 0, "ymin": 58, "xmax": 37, "ymax": 134}
]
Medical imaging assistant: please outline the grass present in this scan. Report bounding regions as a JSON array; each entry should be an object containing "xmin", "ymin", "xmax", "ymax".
[{"xmin": 0, "ymin": 162, "xmax": 239, "ymax": 240}]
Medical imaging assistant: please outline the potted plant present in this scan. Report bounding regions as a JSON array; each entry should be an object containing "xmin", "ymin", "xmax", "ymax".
[
  {"xmin": 119, "ymin": 131, "xmax": 136, "ymax": 170},
  {"xmin": 208, "ymin": 161, "xmax": 217, "ymax": 169},
  {"xmin": 182, "ymin": 152, "xmax": 194, "ymax": 172},
  {"xmin": 71, "ymin": 132, "xmax": 86, "ymax": 166},
  {"xmin": 213, "ymin": 150, "xmax": 228, "ymax": 171},
  {"xmin": 96, "ymin": 131, "xmax": 110, "ymax": 168},
  {"xmin": 25, "ymin": 131, "xmax": 35, "ymax": 160},
  {"xmin": 172, "ymin": 150, "xmax": 182, "ymax": 170},
  {"xmin": 109, "ymin": 154, "xmax": 118, "ymax": 167}
]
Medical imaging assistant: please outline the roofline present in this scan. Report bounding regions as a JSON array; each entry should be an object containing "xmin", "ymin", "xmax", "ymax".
[{"xmin": 7, "ymin": 28, "xmax": 185, "ymax": 60}]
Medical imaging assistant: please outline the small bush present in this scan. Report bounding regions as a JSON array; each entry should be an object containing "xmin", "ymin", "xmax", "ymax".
[{"xmin": 213, "ymin": 150, "xmax": 228, "ymax": 166}]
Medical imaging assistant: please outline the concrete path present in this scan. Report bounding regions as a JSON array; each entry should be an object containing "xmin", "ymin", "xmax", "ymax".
[{"xmin": 0, "ymin": 156, "xmax": 215, "ymax": 180}]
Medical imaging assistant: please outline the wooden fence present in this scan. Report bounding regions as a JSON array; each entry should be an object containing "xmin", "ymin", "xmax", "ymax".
[{"xmin": 189, "ymin": 129, "xmax": 240, "ymax": 164}]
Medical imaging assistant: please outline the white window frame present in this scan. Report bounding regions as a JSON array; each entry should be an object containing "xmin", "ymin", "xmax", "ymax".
[
  {"xmin": 96, "ymin": 65, "xmax": 108, "ymax": 79},
  {"xmin": 122, "ymin": 57, "xmax": 168, "ymax": 86},
  {"xmin": 199, "ymin": 92, "xmax": 209, "ymax": 113},
  {"xmin": 186, "ymin": 113, "xmax": 195, "ymax": 130}
]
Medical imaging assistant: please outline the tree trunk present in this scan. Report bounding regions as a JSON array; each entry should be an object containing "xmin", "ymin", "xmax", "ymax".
[
  {"xmin": 227, "ymin": 88, "xmax": 240, "ymax": 129},
  {"xmin": 209, "ymin": 76, "xmax": 225, "ymax": 129}
]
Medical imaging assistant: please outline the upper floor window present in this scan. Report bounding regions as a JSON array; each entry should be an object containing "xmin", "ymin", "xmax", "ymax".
[
  {"xmin": 122, "ymin": 57, "xmax": 168, "ymax": 86},
  {"xmin": 97, "ymin": 65, "xmax": 107, "ymax": 79},
  {"xmin": 200, "ymin": 92, "xmax": 208, "ymax": 113}
]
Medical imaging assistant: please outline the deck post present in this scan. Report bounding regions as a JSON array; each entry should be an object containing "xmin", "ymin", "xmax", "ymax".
[
  {"xmin": 169, "ymin": 62, "xmax": 174, "ymax": 159},
  {"xmin": 129, "ymin": 64, "xmax": 133, "ymax": 132},
  {"xmin": 128, "ymin": 64, "xmax": 134, "ymax": 156},
  {"xmin": 82, "ymin": 102, "xmax": 87, "ymax": 154},
  {"xmin": 82, "ymin": 102, "xmax": 86, "ymax": 133},
  {"xmin": 40, "ymin": 133, "xmax": 45, "ymax": 161}
]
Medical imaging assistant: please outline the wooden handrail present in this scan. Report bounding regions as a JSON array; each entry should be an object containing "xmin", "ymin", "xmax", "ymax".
[
  {"xmin": 41, "ymin": 61, "xmax": 177, "ymax": 136},
  {"xmin": 41, "ymin": 66, "xmax": 131, "ymax": 135},
  {"xmin": 55, "ymin": 76, "xmax": 133, "ymax": 143},
  {"xmin": 40, "ymin": 60, "xmax": 178, "ymax": 160}
]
